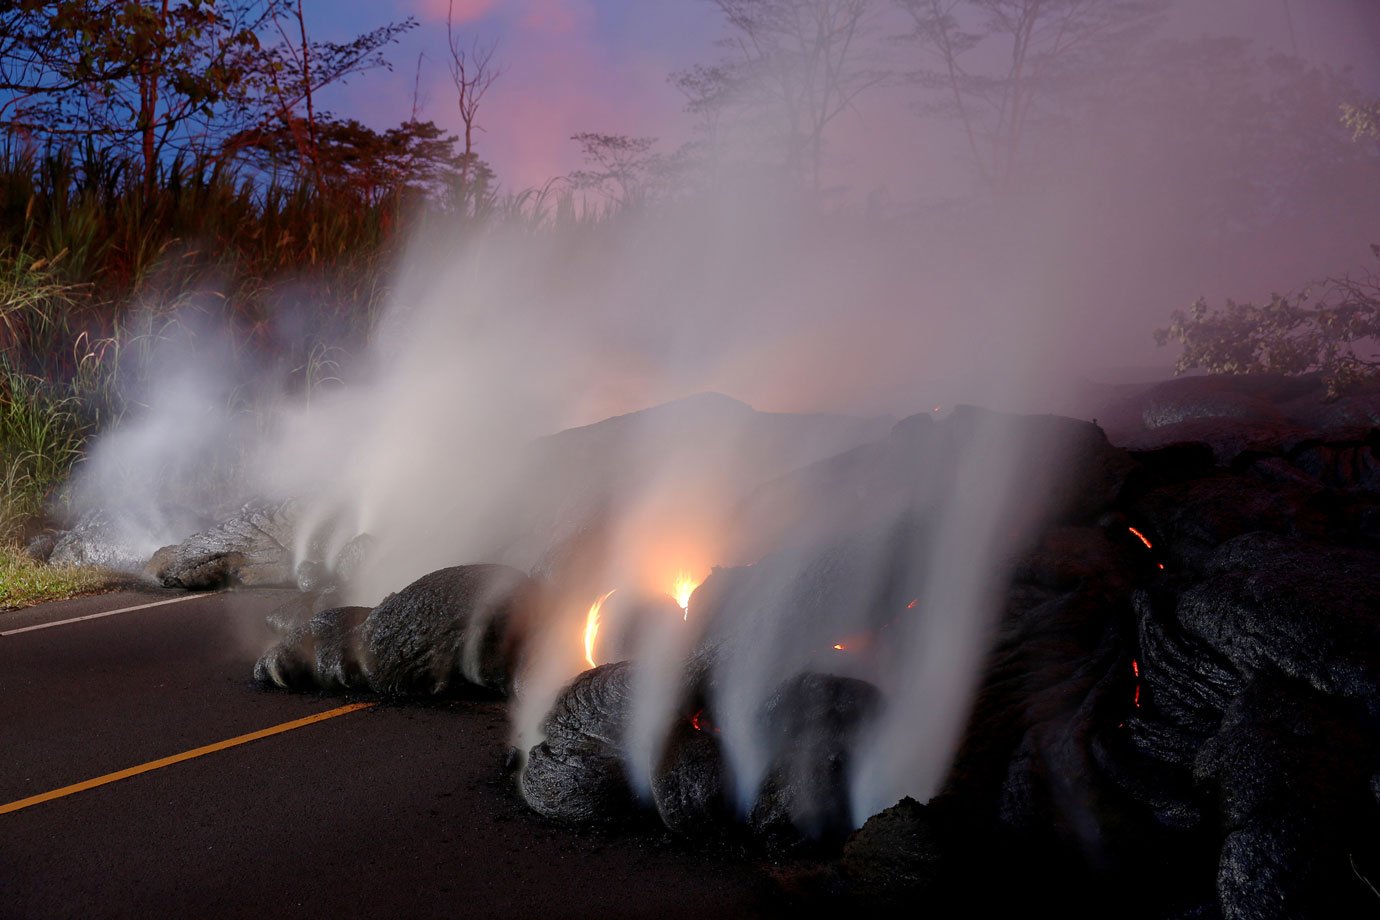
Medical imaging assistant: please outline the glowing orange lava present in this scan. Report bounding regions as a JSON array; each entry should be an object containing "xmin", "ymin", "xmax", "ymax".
[
  {"xmin": 583, "ymin": 589, "xmax": 616, "ymax": 669},
  {"xmin": 1128, "ymin": 526, "xmax": 1153, "ymax": 549},
  {"xmin": 906, "ymin": 599, "xmax": 919, "ymax": 609},
  {"xmin": 671, "ymin": 570, "xmax": 701, "ymax": 620},
  {"xmin": 691, "ymin": 708, "xmax": 721, "ymax": 734},
  {"xmin": 1131, "ymin": 658, "xmax": 1140, "ymax": 678},
  {"xmin": 833, "ymin": 643, "xmax": 846, "ymax": 651}
]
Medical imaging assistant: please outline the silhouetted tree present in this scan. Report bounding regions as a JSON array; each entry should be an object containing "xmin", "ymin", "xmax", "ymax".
[
  {"xmin": 1089, "ymin": 36, "xmax": 1379, "ymax": 242},
  {"xmin": 674, "ymin": 0, "xmax": 886, "ymax": 195},
  {"xmin": 895, "ymin": 0, "xmax": 1169, "ymax": 192},
  {"xmin": 0, "ymin": 1, "xmax": 414, "ymax": 196},
  {"xmin": 0, "ymin": 0, "xmax": 277, "ymax": 197},
  {"xmin": 445, "ymin": 0, "xmax": 502, "ymax": 210},
  {"xmin": 233, "ymin": 115, "xmax": 490, "ymax": 207},
  {"xmin": 231, "ymin": 4, "xmax": 415, "ymax": 183},
  {"xmin": 567, "ymin": 133, "xmax": 671, "ymax": 208}
]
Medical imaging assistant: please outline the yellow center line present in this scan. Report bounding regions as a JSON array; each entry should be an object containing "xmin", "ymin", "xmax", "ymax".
[{"xmin": 0, "ymin": 702, "xmax": 375, "ymax": 816}]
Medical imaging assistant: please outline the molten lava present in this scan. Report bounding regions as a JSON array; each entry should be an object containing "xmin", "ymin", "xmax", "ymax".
[
  {"xmin": 671, "ymin": 570, "xmax": 701, "ymax": 620},
  {"xmin": 1128, "ymin": 526, "xmax": 1153, "ymax": 549},
  {"xmin": 691, "ymin": 708, "xmax": 721, "ymax": 734},
  {"xmin": 583, "ymin": 589, "xmax": 616, "ymax": 669},
  {"xmin": 831, "ymin": 600, "xmax": 918, "ymax": 653}
]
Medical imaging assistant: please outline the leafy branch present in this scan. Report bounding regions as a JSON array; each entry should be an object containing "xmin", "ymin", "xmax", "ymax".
[{"xmin": 1155, "ymin": 252, "xmax": 1380, "ymax": 398}]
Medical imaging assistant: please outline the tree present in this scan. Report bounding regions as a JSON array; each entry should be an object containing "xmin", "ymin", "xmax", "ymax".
[
  {"xmin": 0, "ymin": 1, "xmax": 415, "ymax": 196},
  {"xmin": 229, "ymin": 3, "xmax": 416, "ymax": 184},
  {"xmin": 231, "ymin": 115, "xmax": 490, "ymax": 207},
  {"xmin": 1155, "ymin": 99, "xmax": 1380, "ymax": 399},
  {"xmin": 567, "ymin": 133, "xmax": 670, "ymax": 209},
  {"xmin": 895, "ymin": 0, "xmax": 1168, "ymax": 192},
  {"xmin": 445, "ymin": 0, "xmax": 501, "ymax": 208},
  {"xmin": 674, "ymin": 0, "xmax": 885, "ymax": 195},
  {"xmin": 1, "ymin": 0, "xmax": 277, "ymax": 197},
  {"xmin": 1342, "ymin": 98, "xmax": 1380, "ymax": 143},
  {"xmin": 1154, "ymin": 261, "xmax": 1380, "ymax": 399},
  {"xmin": 1081, "ymin": 37, "xmax": 1380, "ymax": 252}
]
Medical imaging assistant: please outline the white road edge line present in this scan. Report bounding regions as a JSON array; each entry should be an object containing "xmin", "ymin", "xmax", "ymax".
[{"xmin": 0, "ymin": 593, "xmax": 214, "ymax": 636}]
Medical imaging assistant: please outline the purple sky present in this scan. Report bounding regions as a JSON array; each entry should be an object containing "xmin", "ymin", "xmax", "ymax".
[
  {"xmin": 303, "ymin": 0, "xmax": 720, "ymax": 190},
  {"xmin": 304, "ymin": 0, "xmax": 1380, "ymax": 193}
]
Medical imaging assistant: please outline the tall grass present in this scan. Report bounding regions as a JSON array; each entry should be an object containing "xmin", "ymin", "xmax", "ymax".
[
  {"xmin": 0, "ymin": 142, "xmax": 401, "ymax": 539},
  {"xmin": 0, "ymin": 362, "xmax": 86, "ymax": 536},
  {"xmin": 0, "ymin": 140, "xmax": 599, "ymax": 541}
]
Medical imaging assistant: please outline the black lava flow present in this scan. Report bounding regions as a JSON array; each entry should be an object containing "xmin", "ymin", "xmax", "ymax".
[{"xmin": 33, "ymin": 372, "xmax": 1380, "ymax": 919}]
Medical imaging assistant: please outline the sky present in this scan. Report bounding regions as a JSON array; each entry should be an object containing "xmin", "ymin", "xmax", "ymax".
[
  {"xmin": 303, "ymin": 0, "xmax": 1380, "ymax": 194},
  {"xmin": 304, "ymin": 0, "xmax": 721, "ymax": 191}
]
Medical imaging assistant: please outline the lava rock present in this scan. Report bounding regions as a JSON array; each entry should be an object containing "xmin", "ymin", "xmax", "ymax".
[
  {"xmin": 293, "ymin": 534, "xmax": 373, "ymax": 592},
  {"xmin": 48, "ymin": 509, "xmax": 149, "ymax": 572},
  {"xmin": 310, "ymin": 606, "xmax": 372, "ymax": 690},
  {"xmin": 1169, "ymin": 534, "xmax": 1380, "ymax": 705},
  {"xmin": 254, "ymin": 605, "xmax": 371, "ymax": 690},
  {"xmin": 731, "ymin": 407, "xmax": 1136, "ymax": 566},
  {"xmin": 146, "ymin": 500, "xmax": 299, "ymax": 589},
  {"xmin": 295, "ymin": 559, "xmax": 327, "ymax": 592},
  {"xmin": 841, "ymin": 796, "xmax": 946, "ymax": 898},
  {"xmin": 1290, "ymin": 436, "xmax": 1380, "ymax": 491},
  {"xmin": 1121, "ymin": 418, "xmax": 1325, "ymax": 469},
  {"xmin": 1129, "ymin": 475, "xmax": 1323, "ymax": 571},
  {"xmin": 331, "ymin": 532, "xmax": 374, "ymax": 585},
  {"xmin": 1310, "ymin": 389, "xmax": 1380, "ymax": 427},
  {"xmin": 651, "ymin": 718, "xmax": 731, "ymax": 835},
  {"xmin": 253, "ymin": 622, "xmax": 316, "ymax": 689},
  {"xmin": 1196, "ymin": 678, "xmax": 1378, "ymax": 920},
  {"xmin": 520, "ymin": 661, "xmax": 637, "ymax": 823},
  {"xmin": 360, "ymin": 563, "xmax": 539, "ymax": 695},
  {"xmin": 263, "ymin": 589, "xmax": 340, "ymax": 634},
  {"xmin": 748, "ymin": 672, "xmax": 882, "ymax": 841},
  {"xmin": 1143, "ymin": 390, "xmax": 1284, "ymax": 431},
  {"xmin": 1099, "ymin": 374, "xmax": 1320, "ymax": 437},
  {"xmin": 24, "ymin": 532, "xmax": 57, "ymax": 563}
]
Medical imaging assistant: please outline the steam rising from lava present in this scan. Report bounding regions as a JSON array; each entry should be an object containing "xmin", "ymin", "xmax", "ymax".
[
  {"xmin": 59, "ymin": 2, "xmax": 1380, "ymax": 832},
  {"xmin": 46, "ymin": 190, "xmax": 1187, "ymax": 830}
]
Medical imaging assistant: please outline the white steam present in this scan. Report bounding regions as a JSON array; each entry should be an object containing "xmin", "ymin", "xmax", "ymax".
[{"xmin": 60, "ymin": 1, "xmax": 1379, "ymax": 831}]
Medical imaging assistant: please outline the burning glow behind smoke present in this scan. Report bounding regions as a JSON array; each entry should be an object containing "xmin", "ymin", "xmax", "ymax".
[
  {"xmin": 671, "ymin": 570, "xmax": 700, "ymax": 618},
  {"xmin": 583, "ymin": 590, "xmax": 616, "ymax": 669}
]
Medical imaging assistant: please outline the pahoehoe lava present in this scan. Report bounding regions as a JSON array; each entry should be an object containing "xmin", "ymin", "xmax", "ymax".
[{"xmin": 38, "ymin": 375, "xmax": 1380, "ymax": 918}]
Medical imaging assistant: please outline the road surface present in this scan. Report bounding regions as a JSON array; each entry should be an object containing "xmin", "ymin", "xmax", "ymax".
[{"xmin": 0, "ymin": 589, "xmax": 782, "ymax": 919}]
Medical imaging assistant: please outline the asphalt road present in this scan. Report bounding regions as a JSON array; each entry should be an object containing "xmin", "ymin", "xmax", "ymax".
[{"xmin": 0, "ymin": 589, "xmax": 783, "ymax": 919}]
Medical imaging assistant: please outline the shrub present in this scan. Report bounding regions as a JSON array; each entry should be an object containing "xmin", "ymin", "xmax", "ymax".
[{"xmin": 1155, "ymin": 249, "xmax": 1380, "ymax": 398}]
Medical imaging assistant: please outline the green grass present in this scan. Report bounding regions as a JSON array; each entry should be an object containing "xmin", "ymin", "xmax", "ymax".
[
  {"xmin": 0, "ymin": 362, "xmax": 88, "ymax": 538},
  {"xmin": 0, "ymin": 544, "xmax": 116, "ymax": 611}
]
